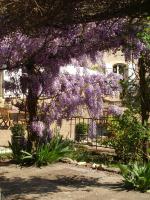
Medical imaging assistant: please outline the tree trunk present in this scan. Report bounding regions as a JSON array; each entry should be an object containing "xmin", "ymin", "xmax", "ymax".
[
  {"xmin": 25, "ymin": 63, "xmax": 39, "ymax": 150},
  {"xmin": 27, "ymin": 88, "xmax": 38, "ymax": 123},
  {"xmin": 138, "ymin": 56, "xmax": 149, "ymax": 162},
  {"xmin": 139, "ymin": 57, "xmax": 149, "ymax": 125}
]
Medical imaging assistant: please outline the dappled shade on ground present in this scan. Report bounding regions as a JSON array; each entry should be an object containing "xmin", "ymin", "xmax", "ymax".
[{"xmin": 0, "ymin": 163, "xmax": 150, "ymax": 200}]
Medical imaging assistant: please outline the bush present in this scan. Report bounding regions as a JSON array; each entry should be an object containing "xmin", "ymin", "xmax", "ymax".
[
  {"xmin": 9, "ymin": 124, "xmax": 27, "ymax": 163},
  {"xmin": 21, "ymin": 134, "xmax": 74, "ymax": 166},
  {"xmin": 99, "ymin": 137, "xmax": 116, "ymax": 148},
  {"xmin": 10, "ymin": 124, "xmax": 26, "ymax": 137},
  {"xmin": 75, "ymin": 122, "xmax": 88, "ymax": 141},
  {"xmin": 108, "ymin": 110, "xmax": 149, "ymax": 163},
  {"xmin": 69, "ymin": 146, "xmax": 115, "ymax": 165},
  {"xmin": 119, "ymin": 162, "xmax": 150, "ymax": 192}
]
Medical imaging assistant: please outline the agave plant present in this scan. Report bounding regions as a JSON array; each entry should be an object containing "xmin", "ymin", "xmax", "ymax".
[
  {"xmin": 21, "ymin": 134, "xmax": 74, "ymax": 166},
  {"xmin": 21, "ymin": 150, "xmax": 36, "ymax": 165},
  {"xmin": 119, "ymin": 162, "xmax": 150, "ymax": 192}
]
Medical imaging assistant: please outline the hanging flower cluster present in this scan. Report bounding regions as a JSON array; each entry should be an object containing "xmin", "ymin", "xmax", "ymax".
[
  {"xmin": 39, "ymin": 71, "xmax": 122, "ymax": 126},
  {"xmin": 0, "ymin": 19, "xmax": 146, "ymax": 73},
  {"xmin": 108, "ymin": 105, "xmax": 124, "ymax": 116},
  {"xmin": 31, "ymin": 121, "xmax": 45, "ymax": 137},
  {"xmin": 88, "ymin": 120, "xmax": 97, "ymax": 139}
]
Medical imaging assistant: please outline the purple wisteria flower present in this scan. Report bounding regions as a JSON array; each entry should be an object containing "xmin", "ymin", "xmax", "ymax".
[
  {"xmin": 108, "ymin": 105, "xmax": 123, "ymax": 116},
  {"xmin": 88, "ymin": 120, "xmax": 97, "ymax": 139},
  {"xmin": 31, "ymin": 121, "xmax": 45, "ymax": 137}
]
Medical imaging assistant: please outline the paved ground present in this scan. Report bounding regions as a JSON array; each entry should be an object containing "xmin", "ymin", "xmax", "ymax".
[{"xmin": 0, "ymin": 163, "xmax": 150, "ymax": 200}]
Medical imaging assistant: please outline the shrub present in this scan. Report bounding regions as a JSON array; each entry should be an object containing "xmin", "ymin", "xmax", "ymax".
[
  {"xmin": 108, "ymin": 110, "xmax": 149, "ymax": 163},
  {"xmin": 99, "ymin": 137, "xmax": 116, "ymax": 148},
  {"xmin": 119, "ymin": 162, "xmax": 150, "ymax": 192},
  {"xmin": 75, "ymin": 122, "xmax": 88, "ymax": 141},
  {"xmin": 69, "ymin": 146, "xmax": 115, "ymax": 165},
  {"xmin": 9, "ymin": 124, "xmax": 27, "ymax": 163},
  {"xmin": 10, "ymin": 124, "xmax": 26, "ymax": 137},
  {"xmin": 21, "ymin": 134, "xmax": 74, "ymax": 166}
]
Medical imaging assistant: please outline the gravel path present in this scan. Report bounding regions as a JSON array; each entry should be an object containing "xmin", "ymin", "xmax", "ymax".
[{"xmin": 0, "ymin": 163, "xmax": 150, "ymax": 200}]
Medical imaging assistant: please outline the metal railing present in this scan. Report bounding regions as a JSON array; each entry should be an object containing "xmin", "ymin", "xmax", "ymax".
[{"xmin": 65, "ymin": 116, "xmax": 114, "ymax": 149}]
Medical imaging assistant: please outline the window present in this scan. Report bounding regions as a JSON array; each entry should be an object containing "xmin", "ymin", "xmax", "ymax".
[{"xmin": 113, "ymin": 63, "xmax": 128, "ymax": 80}]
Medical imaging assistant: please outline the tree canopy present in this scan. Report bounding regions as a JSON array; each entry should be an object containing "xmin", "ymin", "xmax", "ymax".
[
  {"xmin": 0, "ymin": 0, "xmax": 150, "ymax": 140},
  {"xmin": 0, "ymin": 0, "xmax": 150, "ymax": 35}
]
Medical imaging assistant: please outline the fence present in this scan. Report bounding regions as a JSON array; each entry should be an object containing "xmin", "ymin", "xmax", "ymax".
[
  {"xmin": 0, "ymin": 109, "xmax": 26, "ymax": 129},
  {"xmin": 57, "ymin": 116, "xmax": 114, "ymax": 149}
]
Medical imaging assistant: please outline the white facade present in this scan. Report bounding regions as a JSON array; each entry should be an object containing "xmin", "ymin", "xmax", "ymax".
[
  {"xmin": 1, "ymin": 51, "xmax": 137, "ymax": 98},
  {"xmin": 103, "ymin": 51, "xmax": 136, "ymax": 79}
]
